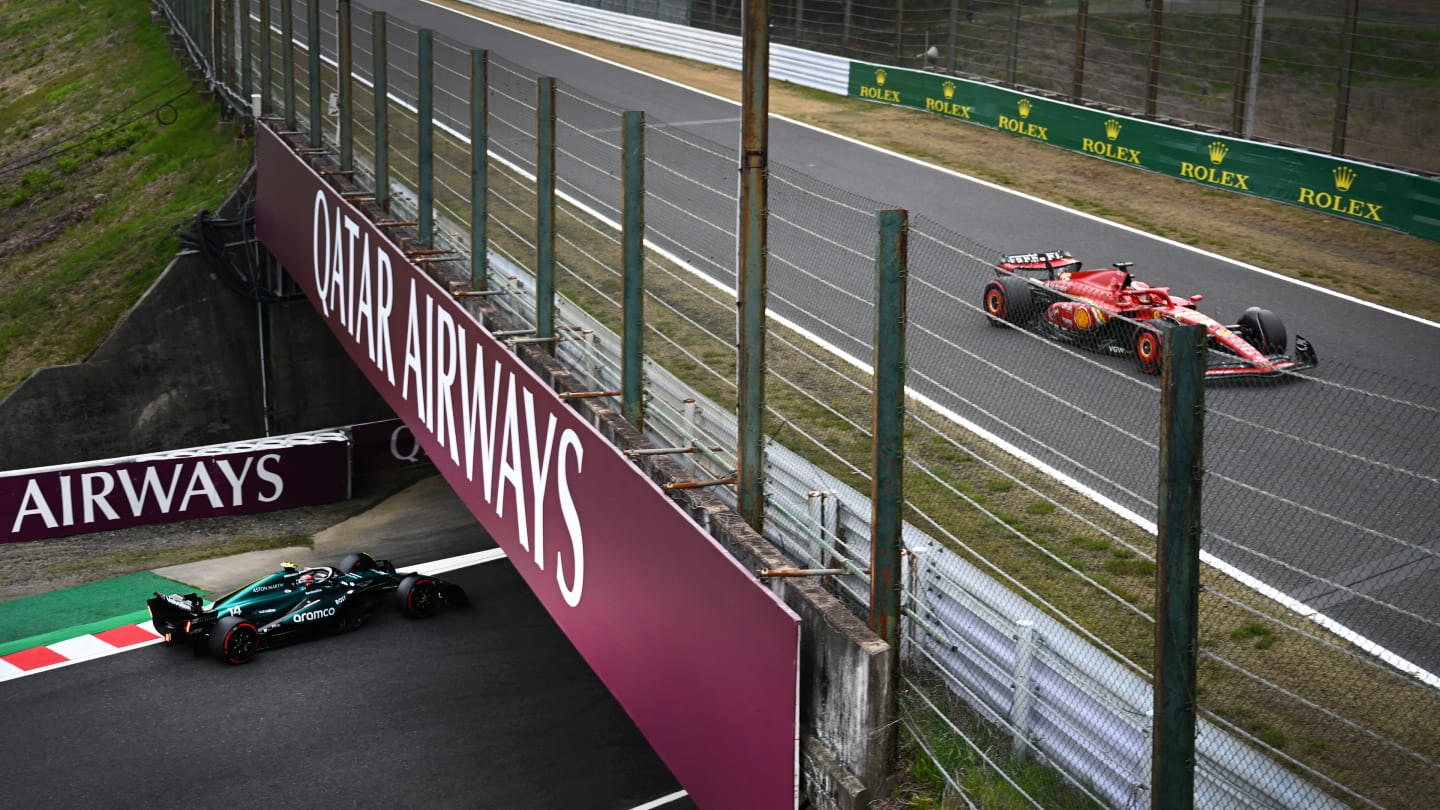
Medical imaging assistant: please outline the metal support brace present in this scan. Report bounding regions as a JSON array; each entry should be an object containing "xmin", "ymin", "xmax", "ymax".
[
  {"xmin": 491, "ymin": 329, "xmax": 535, "ymax": 338},
  {"xmin": 508, "ymin": 336, "xmax": 562, "ymax": 346},
  {"xmin": 558, "ymin": 390, "xmax": 622, "ymax": 400},
  {"xmin": 454, "ymin": 289, "xmax": 508, "ymax": 298},
  {"xmin": 756, "ymin": 567, "xmax": 857, "ymax": 578},
  {"xmin": 662, "ymin": 476, "xmax": 736, "ymax": 491},
  {"xmin": 624, "ymin": 446, "xmax": 723, "ymax": 457}
]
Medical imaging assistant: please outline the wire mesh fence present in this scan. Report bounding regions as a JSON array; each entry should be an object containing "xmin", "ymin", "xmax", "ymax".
[
  {"xmin": 685, "ymin": 0, "xmax": 1440, "ymax": 175},
  {"xmin": 173, "ymin": 0, "xmax": 1440, "ymax": 803}
]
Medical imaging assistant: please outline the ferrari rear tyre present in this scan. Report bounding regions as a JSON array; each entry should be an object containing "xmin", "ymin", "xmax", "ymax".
[
  {"xmin": 1133, "ymin": 327, "xmax": 1163, "ymax": 376},
  {"xmin": 210, "ymin": 616, "xmax": 259, "ymax": 665},
  {"xmin": 397, "ymin": 575, "xmax": 440, "ymax": 619},
  {"xmin": 982, "ymin": 276, "xmax": 1036, "ymax": 327}
]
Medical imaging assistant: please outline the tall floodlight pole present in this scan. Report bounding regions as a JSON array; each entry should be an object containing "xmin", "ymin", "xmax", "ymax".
[{"xmin": 737, "ymin": 0, "xmax": 770, "ymax": 532}]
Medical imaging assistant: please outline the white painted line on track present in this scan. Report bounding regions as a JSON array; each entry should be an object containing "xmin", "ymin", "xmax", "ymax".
[{"xmin": 629, "ymin": 789, "xmax": 690, "ymax": 809}]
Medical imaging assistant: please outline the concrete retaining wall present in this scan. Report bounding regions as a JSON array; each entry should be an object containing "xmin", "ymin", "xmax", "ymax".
[{"xmin": 0, "ymin": 198, "xmax": 392, "ymax": 470}]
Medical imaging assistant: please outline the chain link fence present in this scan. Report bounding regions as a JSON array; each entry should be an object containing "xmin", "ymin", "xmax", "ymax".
[
  {"xmin": 169, "ymin": 0, "xmax": 1440, "ymax": 803},
  {"xmin": 683, "ymin": 0, "xmax": 1440, "ymax": 174}
]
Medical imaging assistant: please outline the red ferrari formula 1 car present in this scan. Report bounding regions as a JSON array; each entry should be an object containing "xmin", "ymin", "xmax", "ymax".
[{"xmin": 981, "ymin": 251, "xmax": 1317, "ymax": 379}]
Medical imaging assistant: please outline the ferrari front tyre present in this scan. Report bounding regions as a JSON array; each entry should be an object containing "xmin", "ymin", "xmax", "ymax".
[
  {"xmin": 397, "ymin": 575, "xmax": 440, "ymax": 619},
  {"xmin": 982, "ymin": 276, "xmax": 1036, "ymax": 327},
  {"xmin": 1133, "ymin": 327, "xmax": 1163, "ymax": 375},
  {"xmin": 1235, "ymin": 307, "xmax": 1288, "ymax": 355},
  {"xmin": 209, "ymin": 616, "xmax": 259, "ymax": 665}
]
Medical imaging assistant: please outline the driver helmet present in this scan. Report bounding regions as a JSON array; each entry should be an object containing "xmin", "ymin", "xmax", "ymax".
[{"xmin": 298, "ymin": 571, "xmax": 316, "ymax": 587}]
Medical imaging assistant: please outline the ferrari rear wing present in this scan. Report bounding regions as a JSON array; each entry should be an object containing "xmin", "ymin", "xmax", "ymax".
[{"xmin": 998, "ymin": 251, "xmax": 1082, "ymax": 279}]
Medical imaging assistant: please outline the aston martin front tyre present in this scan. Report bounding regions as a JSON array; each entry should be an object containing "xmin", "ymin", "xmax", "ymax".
[
  {"xmin": 210, "ymin": 616, "xmax": 259, "ymax": 665},
  {"xmin": 397, "ymin": 575, "xmax": 440, "ymax": 619},
  {"xmin": 1133, "ymin": 326, "xmax": 1163, "ymax": 375}
]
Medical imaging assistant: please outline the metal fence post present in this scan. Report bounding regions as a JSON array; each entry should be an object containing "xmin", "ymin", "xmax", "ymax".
[
  {"xmin": 239, "ymin": 0, "xmax": 251, "ymax": 102},
  {"xmin": 621, "ymin": 110, "xmax": 645, "ymax": 428},
  {"xmin": 1152, "ymin": 323, "xmax": 1206, "ymax": 810},
  {"xmin": 470, "ymin": 49, "xmax": 488, "ymax": 290},
  {"xmin": 1332, "ymin": 0, "xmax": 1359, "ymax": 156},
  {"xmin": 372, "ymin": 11, "xmax": 388, "ymax": 211},
  {"xmin": 259, "ymin": 0, "xmax": 270, "ymax": 115},
  {"xmin": 737, "ymin": 0, "xmax": 769, "ymax": 532},
  {"xmin": 1010, "ymin": 619, "xmax": 1037, "ymax": 760},
  {"xmin": 281, "ymin": 0, "xmax": 293, "ymax": 130},
  {"xmin": 536, "ymin": 76, "xmax": 556, "ymax": 353},
  {"xmin": 1145, "ymin": 0, "xmax": 1165, "ymax": 120},
  {"xmin": 871, "ymin": 207, "xmax": 907, "ymax": 783},
  {"xmin": 870, "ymin": 211, "xmax": 906, "ymax": 639},
  {"xmin": 418, "ymin": 29, "xmax": 434, "ymax": 247},
  {"xmin": 306, "ymin": 0, "xmax": 320, "ymax": 148},
  {"xmin": 1072, "ymin": 0, "xmax": 1090, "ymax": 102},
  {"xmin": 337, "ymin": 0, "xmax": 352, "ymax": 172}
]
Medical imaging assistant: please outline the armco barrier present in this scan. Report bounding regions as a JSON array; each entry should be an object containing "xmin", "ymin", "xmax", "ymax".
[
  {"xmin": 253, "ymin": 123, "xmax": 804, "ymax": 810},
  {"xmin": 459, "ymin": 0, "xmax": 1440, "ymax": 242}
]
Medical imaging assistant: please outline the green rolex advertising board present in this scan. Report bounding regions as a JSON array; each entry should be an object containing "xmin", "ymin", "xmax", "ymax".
[{"xmin": 848, "ymin": 62, "xmax": 1439, "ymax": 243}]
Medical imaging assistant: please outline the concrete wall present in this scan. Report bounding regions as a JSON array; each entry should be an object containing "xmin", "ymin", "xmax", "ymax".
[{"xmin": 0, "ymin": 203, "xmax": 392, "ymax": 470}]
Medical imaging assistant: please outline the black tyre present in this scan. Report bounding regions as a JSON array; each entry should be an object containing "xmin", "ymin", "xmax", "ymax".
[
  {"xmin": 1133, "ymin": 326, "xmax": 1163, "ymax": 375},
  {"xmin": 397, "ymin": 575, "xmax": 440, "ymax": 619},
  {"xmin": 982, "ymin": 276, "xmax": 1037, "ymax": 327},
  {"xmin": 1235, "ymin": 307, "xmax": 1288, "ymax": 355},
  {"xmin": 335, "ymin": 591, "xmax": 378, "ymax": 632},
  {"xmin": 339, "ymin": 552, "xmax": 378, "ymax": 574},
  {"xmin": 209, "ymin": 615, "xmax": 259, "ymax": 665}
]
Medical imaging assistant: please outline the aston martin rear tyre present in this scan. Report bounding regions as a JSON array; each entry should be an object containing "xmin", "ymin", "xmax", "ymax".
[{"xmin": 210, "ymin": 615, "xmax": 259, "ymax": 665}]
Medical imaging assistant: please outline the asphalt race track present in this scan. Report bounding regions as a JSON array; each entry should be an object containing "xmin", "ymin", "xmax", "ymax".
[
  {"xmin": 346, "ymin": 0, "xmax": 1440, "ymax": 676},
  {"xmin": 0, "ymin": 494, "xmax": 696, "ymax": 810}
]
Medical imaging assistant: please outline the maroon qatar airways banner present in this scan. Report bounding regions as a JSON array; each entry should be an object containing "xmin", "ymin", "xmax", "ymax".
[
  {"xmin": 255, "ymin": 124, "xmax": 800, "ymax": 810},
  {"xmin": 2, "ymin": 431, "xmax": 350, "ymax": 543},
  {"xmin": 350, "ymin": 418, "xmax": 432, "ymax": 474}
]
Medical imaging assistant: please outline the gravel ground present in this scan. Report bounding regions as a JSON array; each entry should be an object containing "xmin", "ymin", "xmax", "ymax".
[{"xmin": 0, "ymin": 466, "xmax": 437, "ymax": 603}]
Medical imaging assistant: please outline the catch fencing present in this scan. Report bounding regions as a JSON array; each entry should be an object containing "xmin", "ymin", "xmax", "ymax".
[
  {"xmin": 156, "ymin": 0, "xmax": 1440, "ymax": 806},
  {"xmin": 658, "ymin": 0, "xmax": 1438, "ymax": 176}
]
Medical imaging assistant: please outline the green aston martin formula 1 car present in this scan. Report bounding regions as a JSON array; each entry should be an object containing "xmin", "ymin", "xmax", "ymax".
[{"xmin": 146, "ymin": 552, "xmax": 468, "ymax": 664}]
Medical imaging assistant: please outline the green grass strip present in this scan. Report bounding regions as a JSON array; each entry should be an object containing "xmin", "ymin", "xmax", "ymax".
[{"xmin": 0, "ymin": 571, "xmax": 198, "ymax": 650}]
